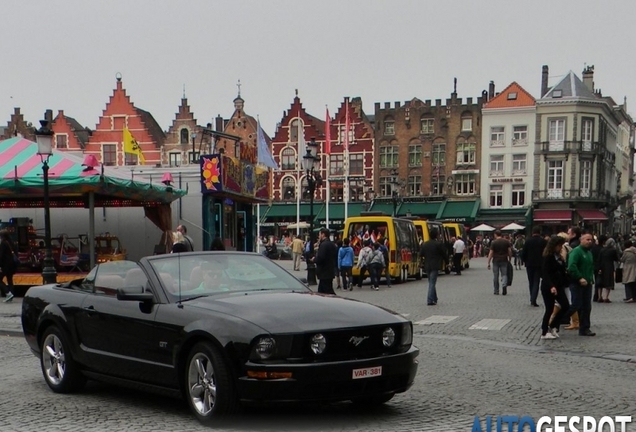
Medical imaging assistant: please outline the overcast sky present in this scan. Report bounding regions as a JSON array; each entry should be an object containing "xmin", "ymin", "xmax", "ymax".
[{"xmin": 2, "ymin": 0, "xmax": 635, "ymax": 137}]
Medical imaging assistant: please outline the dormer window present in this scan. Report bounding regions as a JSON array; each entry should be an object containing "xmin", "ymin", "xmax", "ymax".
[
  {"xmin": 552, "ymin": 89, "xmax": 563, "ymax": 98},
  {"xmin": 507, "ymin": 92, "xmax": 517, "ymax": 100}
]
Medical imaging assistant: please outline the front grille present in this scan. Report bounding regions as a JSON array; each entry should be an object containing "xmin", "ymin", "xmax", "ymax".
[{"xmin": 291, "ymin": 325, "xmax": 405, "ymax": 361}]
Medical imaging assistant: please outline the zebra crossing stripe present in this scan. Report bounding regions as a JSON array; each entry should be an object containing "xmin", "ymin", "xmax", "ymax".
[
  {"xmin": 414, "ymin": 315, "xmax": 459, "ymax": 325},
  {"xmin": 469, "ymin": 319, "xmax": 511, "ymax": 331}
]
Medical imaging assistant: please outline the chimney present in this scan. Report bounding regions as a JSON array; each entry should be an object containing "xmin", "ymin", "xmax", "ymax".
[
  {"xmin": 215, "ymin": 115, "xmax": 224, "ymax": 132},
  {"xmin": 45, "ymin": 109, "xmax": 53, "ymax": 124},
  {"xmin": 488, "ymin": 81, "xmax": 495, "ymax": 100},
  {"xmin": 582, "ymin": 65, "xmax": 594, "ymax": 93},
  {"xmin": 541, "ymin": 65, "xmax": 549, "ymax": 97}
]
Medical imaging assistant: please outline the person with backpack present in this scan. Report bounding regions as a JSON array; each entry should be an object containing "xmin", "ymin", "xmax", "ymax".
[
  {"xmin": 368, "ymin": 242, "xmax": 386, "ymax": 291},
  {"xmin": 355, "ymin": 240, "xmax": 373, "ymax": 288},
  {"xmin": 0, "ymin": 230, "xmax": 18, "ymax": 303},
  {"xmin": 338, "ymin": 238, "xmax": 354, "ymax": 291}
]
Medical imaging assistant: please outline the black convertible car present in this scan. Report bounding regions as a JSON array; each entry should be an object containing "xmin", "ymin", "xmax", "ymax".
[{"xmin": 21, "ymin": 252, "xmax": 419, "ymax": 423}]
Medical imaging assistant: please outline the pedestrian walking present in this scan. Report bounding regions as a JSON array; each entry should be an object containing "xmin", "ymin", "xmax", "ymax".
[
  {"xmin": 566, "ymin": 232, "xmax": 596, "ymax": 336},
  {"xmin": 0, "ymin": 230, "xmax": 17, "ymax": 303},
  {"xmin": 291, "ymin": 234, "xmax": 304, "ymax": 271},
  {"xmin": 620, "ymin": 240, "xmax": 636, "ymax": 303},
  {"xmin": 513, "ymin": 234, "xmax": 525, "ymax": 270},
  {"xmin": 314, "ymin": 228, "xmax": 338, "ymax": 295},
  {"xmin": 420, "ymin": 228, "xmax": 447, "ymax": 305},
  {"xmin": 452, "ymin": 236, "xmax": 465, "ymax": 275},
  {"xmin": 597, "ymin": 237, "xmax": 619, "ymax": 303},
  {"xmin": 176, "ymin": 224, "xmax": 194, "ymax": 251},
  {"xmin": 171, "ymin": 231, "xmax": 189, "ymax": 253},
  {"xmin": 335, "ymin": 240, "xmax": 343, "ymax": 289},
  {"xmin": 367, "ymin": 242, "xmax": 386, "ymax": 291},
  {"xmin": 355, "ymin": 240, "xmax": 373, "ymax": 288},
  {"xmin": 540, "ymin": 235, "xmax": 570, "ymax": 340},
  {"xmin": 338, "ymin": 238, "xmax": 354, "ymax": 291},
  {"xmin": 520, "ymin": 226, "xmax": 547, "ymax": 307},
  {"xmin": 487, "ymin": 230, "xmax": 512, "ymax": 295}
]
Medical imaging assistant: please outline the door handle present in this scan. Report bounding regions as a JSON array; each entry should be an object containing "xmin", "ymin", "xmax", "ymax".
[{"xmin": 83, "ymin": 305, "xmax": 96, "ymax": 314}]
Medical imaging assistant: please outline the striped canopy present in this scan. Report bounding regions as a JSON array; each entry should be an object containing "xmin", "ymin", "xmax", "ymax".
[{"xmin": 0, "ymin": 137, "xmax": 186, "ymax": 207}]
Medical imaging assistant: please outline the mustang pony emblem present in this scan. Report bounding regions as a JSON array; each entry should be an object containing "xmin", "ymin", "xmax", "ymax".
[{"xmin": 349, "ymin": 336, "xmax": 369, "ymax": 346}]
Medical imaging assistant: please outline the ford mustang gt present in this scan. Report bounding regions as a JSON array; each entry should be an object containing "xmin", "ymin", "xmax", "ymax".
[{"xmin": 21, "ymin": 252, "xmax": 419, "ymax": 423}]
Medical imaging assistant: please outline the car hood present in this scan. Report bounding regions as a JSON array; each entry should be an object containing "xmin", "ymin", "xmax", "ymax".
[{"xmin": 188, "ymin": 291, "xmax": 405, "ymax": 333}]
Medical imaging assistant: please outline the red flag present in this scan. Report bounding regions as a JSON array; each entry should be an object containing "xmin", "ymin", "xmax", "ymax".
[
  {"xmin": 325, "ymin": 107, "xmax": 331, "ymax": 154},
  {"xmin": 344, "ymin": 99, "xmax": 350, "ymax": 151}
]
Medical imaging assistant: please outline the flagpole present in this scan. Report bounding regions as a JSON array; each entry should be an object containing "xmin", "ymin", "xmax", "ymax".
[
  {"xmin": 344, "ymin": 98, "xmax": 350, "ymax": 221},
  {"xmin": 296, "ymin": 107, "xmax": 303, "ymax": 237},
  {"xmin": 324, "ymin": 105, "xmax": 330, "ymax": 231}
]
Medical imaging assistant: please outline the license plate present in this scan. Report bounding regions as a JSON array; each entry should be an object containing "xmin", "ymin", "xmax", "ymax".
[{"xmin": 352, "ymin": 366, "xmax": 382, "ymax": 379}]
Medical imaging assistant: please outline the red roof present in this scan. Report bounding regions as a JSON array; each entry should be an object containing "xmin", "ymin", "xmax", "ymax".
[
  {"xmin": 533, "ymin": 209, "xmax": 572, "ymax": 222},
  {"xmin": 484, "ymin": 82, "xmax": 536, "ymax": 109}
]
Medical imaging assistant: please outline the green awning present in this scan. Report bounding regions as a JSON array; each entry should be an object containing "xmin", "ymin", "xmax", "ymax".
[
  {"xmin": 369, "ymin": 201, "xmax": 396, "ymax": 216},
  {"xmin": 262, "ymin": 202, "xmax": 325, "ymax": 220},
  {"xmin": 397, "ymin": 201, "xmax": 442, "ymax": 217},
  {"xmin": 436, "ymin": 199, "xmax": 480, "ymax": 222},
  {"xmin": 314, "ymin": 202, "xmax": 366, "ymax": 226}
]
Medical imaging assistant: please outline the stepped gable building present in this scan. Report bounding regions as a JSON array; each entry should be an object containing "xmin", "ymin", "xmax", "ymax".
[
  {"xmin": 163, "ymin": 93, "xmax": 213, "ymax": 167},
  {"xmin": 51, "ymin": 109, "xmax": 91, "ymax": 151},
  {"xmin": 478, "ymin": 81, "xmax": 536, "ymax": 227},
  {"xmin": 2, "ymin": 107, "xmax": 35, "ymax": 141},
  {"xmin": 312, "ymin": 96, "xmax": 375, "ymax": 227},
  {"xmin": 532, "ymin": 65, "xmax": 634, "ymax": 234},
  {"xmin": 374, "ymin": 80, "xmax": 484, "ymax": 223},
  {"xmin": 84, "ymin": 75, "xmax": 165, "ymax": 166},
  {"xmin": 265, "ymin": 92, "xmax": 326, "ymax": 230}
]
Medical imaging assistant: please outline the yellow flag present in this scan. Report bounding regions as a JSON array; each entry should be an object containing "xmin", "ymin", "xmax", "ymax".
[{"xmin": 123, "ymin": 127, "xmax": 146, "ymax": 164}]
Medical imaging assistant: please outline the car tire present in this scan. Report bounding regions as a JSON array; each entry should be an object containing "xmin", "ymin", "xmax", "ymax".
[
  {"xmin": 351, "ymin": 392, "xmax": 395, "ymax": 406},
  {"xmin": 40, "ymin": 325, "xmax": 86, "ymax": 393},
  {"xmin": 185, "ymin": 342, "xmax": 239, "ymax": 423}
]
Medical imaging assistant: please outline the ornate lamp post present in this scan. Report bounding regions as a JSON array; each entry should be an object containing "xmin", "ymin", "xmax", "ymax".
[
  {"xmin": 35, "ymin": 120, "xmax": 57, "ymax": 285},
  {"xmin": 302, "ymin": 138, "xmax": 321, "ymax": 286},
  {"xmin": 390, "ymin": 168, "xmax": 402, "ymax": 217}
]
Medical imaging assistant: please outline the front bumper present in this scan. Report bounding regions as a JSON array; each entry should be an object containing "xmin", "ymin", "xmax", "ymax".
[{"xmin": 237, "ymin": 346, "xmax": 419, "ymax": 402}]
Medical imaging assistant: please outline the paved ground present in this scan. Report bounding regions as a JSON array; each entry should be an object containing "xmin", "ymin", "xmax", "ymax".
[{"xmin": 1, "ymin": 257, "xmax": 635, "ymax": 431}]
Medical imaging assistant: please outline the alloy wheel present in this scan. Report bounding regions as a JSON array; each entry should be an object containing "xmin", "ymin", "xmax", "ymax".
[
  {"xmin": 42, "ymin": 333, "xmax": 66, "ymax": 386},
  {"xmin": 187, "ymin": 352, "xmax": 217, "ymax": 416}
]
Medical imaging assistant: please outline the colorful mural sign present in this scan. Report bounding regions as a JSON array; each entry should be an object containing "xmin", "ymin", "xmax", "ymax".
[
  {"xmin": 200, "ymin": 153, "xmax": 269, "ymax": 200},
  {"xmin": 200, "ymin": 155, "xmax": 222, "ymax": 193}
]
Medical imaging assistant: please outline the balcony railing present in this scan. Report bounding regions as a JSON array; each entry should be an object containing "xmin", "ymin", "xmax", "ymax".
[
  {"xmin": 512, "ymin": 138, "xmax": 528, "ymax": 146},
  {"xmin": 532, "ymin": 189, "xmax": 611, "ymax": 201},
  {"xmin": 490, "ymin": 139, "xmax": 505, "ymax": 147},
  {"xmin": 537, "ymin": 140, "xmax": 602, "ymax": 155}
]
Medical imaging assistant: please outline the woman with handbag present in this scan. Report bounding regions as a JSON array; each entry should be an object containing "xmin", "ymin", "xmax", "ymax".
[
  {"xmin": 540, "ymin": 235, "xmax": 570, "ymax": 339},
  {"xmin": 0, "ymin": 230, "xmax": 18, "ymax": 303},
  {"xmin": 597, "ymin": 237, "xmax": 620, "ymax": 303},
  {"xmin": 620, "ymin": 240, "xmax": 636, "ymax": 303}
]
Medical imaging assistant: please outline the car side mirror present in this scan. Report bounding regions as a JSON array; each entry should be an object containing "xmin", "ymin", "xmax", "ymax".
[{"xmin": 117, "ymin": 286, "xmax": 154, "ymax": 302}]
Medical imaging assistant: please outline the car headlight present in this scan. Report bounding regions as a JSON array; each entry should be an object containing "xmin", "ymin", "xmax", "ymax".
[
  {"xmin": 310, "ymin": 333, "xmax": 326, "ymax": 355},
  {"xmin": 382, "ymin": 327, "xmax": 396, "ymax": 347},
  {"xmin": 401, "ymin": 322, "xmax": 413, "ymax": 345},
  {"xmin": 255, "ymin": 337, "xmax": 276, "ymax": 359}
]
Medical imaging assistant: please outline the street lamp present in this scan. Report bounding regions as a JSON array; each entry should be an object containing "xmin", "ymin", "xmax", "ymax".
[
  {"xmin": 363, "ymin": 188, "xmax": 375, "ymax": 211},
  {"xmin": 390, "ymin": 168, "xmax": 402, "ymax": 217},
  {"xmin": 302, "ymin": 138, "xmax": 322, "ymax": 286},
  {"xmin": 35, "ymin": 120, "xmax": 57, "ymax": 285},
  {"xmin": 191, "ymin": 132, "xmax": 198, "ymax": 164}
]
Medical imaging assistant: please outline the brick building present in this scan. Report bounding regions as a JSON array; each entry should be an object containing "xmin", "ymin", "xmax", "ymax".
[
  {"xmin": 373, "ymin": 82, "xmax": 484, "ymax": 222},
  {"xmin": 51, "ymin": 109, "xmax": 91, "ymax": 152},
  {"xmin": 163, "ymin": 94, "xmax": 213, "ymax": 167},
  {"xmin": 84, "ymin": 75, "xmax": 165, "ymax": 167},
  {"xmin": 2, "ymin": 107, "xmax": 35, "ymax": 141}
]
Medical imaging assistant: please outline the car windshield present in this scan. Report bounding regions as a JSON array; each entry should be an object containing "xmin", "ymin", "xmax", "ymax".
[{"xmin": 147, "ymin": 253, "xmax": 309, "ymax": 300}]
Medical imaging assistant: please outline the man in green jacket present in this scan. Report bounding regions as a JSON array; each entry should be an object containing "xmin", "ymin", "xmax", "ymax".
[{"xmin": 567, "ymin": 232, "xmax": 596, "ymax": 336}]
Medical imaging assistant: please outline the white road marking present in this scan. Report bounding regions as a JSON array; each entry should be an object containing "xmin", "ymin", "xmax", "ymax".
[
  {"xmin": 469, "ymin": 319, "xmax": 511, "ymax": 331},
  {"xmin": 414, "ymin": 315, "xmax": 459, "ymax": 325}
]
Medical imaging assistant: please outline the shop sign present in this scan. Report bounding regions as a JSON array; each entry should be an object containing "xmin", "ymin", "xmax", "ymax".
[
  {"xmin": 200, "ymin": 154, "xmax": 269, "ymax": 198},
  {"xmin": 492, "ymin": 178, "xmax": 524, "ymax": 183}
]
